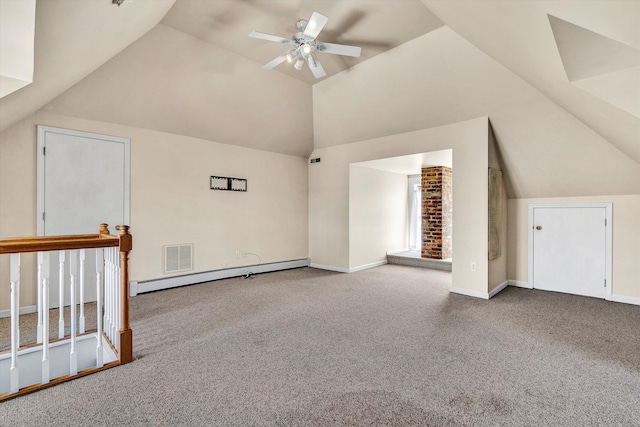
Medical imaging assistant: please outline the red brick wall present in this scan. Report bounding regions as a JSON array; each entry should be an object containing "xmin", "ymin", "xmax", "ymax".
[{"xmin": 421, "ymin": 166, "xmax": 452, "ymax": 259}]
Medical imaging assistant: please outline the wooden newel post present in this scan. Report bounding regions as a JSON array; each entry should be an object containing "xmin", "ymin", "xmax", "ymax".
[
  {"xmin": 99, "ymin": 223, "xmax": 110, "ymax": 236},
  {"xmin": 116, "ymin": 225, "xmax": 133, "ymax": 364}
]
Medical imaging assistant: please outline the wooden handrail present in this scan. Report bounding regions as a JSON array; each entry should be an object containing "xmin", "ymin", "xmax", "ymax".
[{"xmin": 0, "ymin": 224, "xmax": 119, "ymax": 254}]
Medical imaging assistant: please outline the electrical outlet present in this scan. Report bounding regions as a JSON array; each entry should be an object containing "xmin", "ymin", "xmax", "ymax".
[
  {"xmin": 235, "ymin": 250, "xmax": 240, "ymax": 259},
  {"xmin": 470, "ymin": 262, "xmax": 476, "ymax": 272},
  {"xmin": 242, "ymin": 251, "xmax": 247, "ymax": 258}
]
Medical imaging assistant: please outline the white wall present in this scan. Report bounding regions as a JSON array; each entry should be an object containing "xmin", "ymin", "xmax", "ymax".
[
  {"xmin": 309, "ymin": 117, "xmax": 490, "ymax": 294},
  {"xmin": 508, "ymin": 195, "xmax": 640, "ymax": 302},
  {"xmin": 349, "ymin": 165, "xmax": 407, "ymax": 269},
  {"xmin": 0, "ymin": 111, "xmax": 309, "ymax": 310}
]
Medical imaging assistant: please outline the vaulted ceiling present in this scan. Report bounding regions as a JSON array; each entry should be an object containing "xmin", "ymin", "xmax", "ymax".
[{"xmin": 0, "ymin": 0, "xmax": 638, "ymax": 198}]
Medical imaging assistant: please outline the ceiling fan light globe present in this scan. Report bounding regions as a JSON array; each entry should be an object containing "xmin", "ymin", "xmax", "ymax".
[
  {"xmin": 296, "ymin": 19, "xmax": 308, "ymax": 31},
  {"xmin": 286, "ymin": 53, "xmax": 294, "ymax": 63},
  {"xmin": 302, "ymin": 44, "xmax": 312, "ymax": 54},
  {"xmin": 294, "ymin": 58, "xmax": 305, "ymax": 70}
]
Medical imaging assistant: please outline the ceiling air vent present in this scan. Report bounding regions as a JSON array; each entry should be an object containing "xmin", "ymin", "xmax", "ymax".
[{"xmin": 164, "ymin": 244, "xmax": 193, "ymax": 274}]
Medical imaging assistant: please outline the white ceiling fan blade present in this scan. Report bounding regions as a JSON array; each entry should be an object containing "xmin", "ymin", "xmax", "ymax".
[
  {"xmin": 308, "ymin": 54, "xmax": 326, "ymax": 79},
  {"xmin": 249, "ymin": 31, "xmax": 294, "ymax": 45},
  {"xmin": 261, "ymin": 53, "xmax": 289, "ymax": 71},
  {"xmin": 318, "ymin": 42, "xmax": 361, "ymax": 57},
  {"xmin": 303, "ymin": 12, "xmax": 329, "ymax": 39}
]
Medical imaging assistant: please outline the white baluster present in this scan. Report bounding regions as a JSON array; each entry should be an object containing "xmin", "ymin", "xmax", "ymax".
[
  {"xmin": 79, "ymin": 249, "xmax": 86, "ymax": 334},
  {"xmin": 37, "ymin": 254, "xmax": 43, "ymax": 343},
  {"xmin": 69, "ymin": 250, "xmax": 78, "ymax": 376},
  {"xmin": 96, "ymin": 248, "xmax": 104, "ymax": 368},
  {"xmin": 58, "ymin": 250, "xmax": 65, "ymax": 339},
  {"xmin": 111, "ymin": 247, "xmax": 118, "ymax": 341},
  {"xmin": 113, "ymin": 248, "xmax": 120, "ymax": 346},
  {"xmin": 104, "ymin": 248, "xmax": 111, "ymax": 341},
  {"xmin": 39, "ymin": 252, "xmax": 51, "ymax": 384},
  {"xmin": 10, "ymin": 253, "xmax": 20, "ymax": 393}
]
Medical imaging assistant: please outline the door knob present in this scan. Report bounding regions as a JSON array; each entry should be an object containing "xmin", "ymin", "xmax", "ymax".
[{"xmin": 536, "ymin": 225, "xmax": 542, "ymax": 230}]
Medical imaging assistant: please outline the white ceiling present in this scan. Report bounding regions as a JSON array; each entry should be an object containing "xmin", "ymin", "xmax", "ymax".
[{"xmin": 354, "ymin": 150, "xmax": 452, "ymax": 176}]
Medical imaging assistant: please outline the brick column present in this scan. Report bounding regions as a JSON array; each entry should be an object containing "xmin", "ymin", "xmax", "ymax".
[{"xmin": 421, "ymin": 166, "xmax": 452, "ymax": 259}]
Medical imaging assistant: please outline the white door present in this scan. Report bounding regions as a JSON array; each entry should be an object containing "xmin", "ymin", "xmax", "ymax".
[
  {"xmin": 530, "ymin": 205, "xmax": 609, "ymax": 299},
  {"xmin": 37, "ymin": 126, "xmax": 130, "ymax": 307}
]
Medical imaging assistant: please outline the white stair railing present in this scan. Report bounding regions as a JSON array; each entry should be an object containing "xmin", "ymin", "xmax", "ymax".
[{"xmin": 0, "ymin": 224, "xmax": 132, "ymax": 401}]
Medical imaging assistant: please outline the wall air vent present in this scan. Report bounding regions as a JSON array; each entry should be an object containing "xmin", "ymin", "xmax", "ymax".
[{"xmin": 164, "ymin": 244, "xmax": 193, "ymax": 273}]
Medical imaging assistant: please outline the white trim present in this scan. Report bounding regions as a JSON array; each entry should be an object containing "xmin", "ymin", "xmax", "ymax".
[
  {"xmin": 386, "ymin": 248, "xmax": 410, "ymax": 255},
  {"xmin": 450, "ymin": 281, "xmax": 509, "ymax": 300},
  {"xmin": 528, "ymin": 203, "xmax": 613, "ymax": 300},
  {"xmin": 349, "ymin": 260, "xmax": 387, "ymax": 272},
  {"xmin": 509, "ymin": 280, "xmax": 532, "ymax": 289},
  {"xmin": 611, "ymin": 294, "xmax": 640, "ymax": 306},
  {"xmin": 489, "ymin": 281, "xmax": 509, "ymax": 298},
  {"xmin": 36, "ymin": 125, "xmax": 130, "ymax": 236},
  {"xmin": 309, "ymin": 263, "xmax": 350, "ymax": 273},
  {"xmin": 129, "ymin": 281, "xmax": 139, "ymax": 297},
  {"xmin": 449, "ymin": 287, "xmax": 489, "ymax": 300},
  {"xmin": 134, "ymin": 258, "xmax": 310, "ymax": 295},
  {"xmin": 310, "ymin": 260, "xmax": 387, "ymax": 273},
  {"xmin": 0, "ymin": 304, "xmax": 36, "ymax": 318}
]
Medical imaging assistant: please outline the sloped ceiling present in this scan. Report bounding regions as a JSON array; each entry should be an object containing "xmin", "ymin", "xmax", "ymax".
[
  {"xmin": 1, "ymin": 0, "xmax": 638, "ymax": 198},
  {"xmin": 161, "ymin": 0, "xmax": 443, "ymax": 85},
  {"xmin": 0, "ymin": 0, "xmax": 176, "ymax": 132},
  {"xmin": 423, "ymin": 0, "xmax": 640, "ymax": 164}
]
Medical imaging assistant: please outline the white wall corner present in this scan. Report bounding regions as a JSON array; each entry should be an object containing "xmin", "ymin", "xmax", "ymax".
[{"xmin": 488, "ymin": 281, "xmax": 509, "ymax": 299}]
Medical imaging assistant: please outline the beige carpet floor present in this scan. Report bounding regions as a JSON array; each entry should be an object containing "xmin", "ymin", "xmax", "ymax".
[{"xmin": 1, "ymin": 265, "xmax": 639, "ymax": 426}]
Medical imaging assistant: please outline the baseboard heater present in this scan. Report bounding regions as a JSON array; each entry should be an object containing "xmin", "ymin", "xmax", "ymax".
[{"xmin": 130, "ymin": 258, "xmax": 310, "ymax": 296}]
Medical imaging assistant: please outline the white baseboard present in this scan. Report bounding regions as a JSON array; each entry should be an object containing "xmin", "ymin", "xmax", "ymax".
[
  {"xmin": 134, "ymin": 258, "xmax": 310, "ymax": 295},
  {"xmin": 489, "ymin": 281, "xmax": 509, "ymax": 299},
  {"xmin": 449, "ymin": 287, "xmax": 490, "ymax": 300},
  {"xmin": 386, "ymin": 248, "xmax": 410, "ymax": 255},
  {"xmin": 349, "ymin": 260, "xmax": 387, "ymax": 273},
  {"xmin": 508, "ymin": 280, "xmax": 532, "ymax": 289},
  {"xmin": 450, "ymin": 280, "xmax": 509, "ymax": 300},
  {"xmin": 611, "ymin": 294, "xmax": 640, "ymax": 306},
  {"xmin": 0, "ymin": 304, "xmax": 37, "ymax": 319},
  {"xmin": 310, "ymin": 260, "xmax": 387, "ymax": 273},
  {"xmin": 309, "ymin": 263, "xmax": 350, "ymax": 273}
]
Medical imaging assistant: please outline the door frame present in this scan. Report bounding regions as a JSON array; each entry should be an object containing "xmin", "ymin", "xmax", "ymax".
[
  {"xmin": 36, "ymin": 125, "xmax": 131, "ymax": 236},
  {"xmin": 527, "ymin": 203, "xmax": 612, "ymax": 300}
]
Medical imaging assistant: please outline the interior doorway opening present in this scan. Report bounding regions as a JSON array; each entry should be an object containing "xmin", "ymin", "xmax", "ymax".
[{"xmin": 348, "ymin": 149, "xmax": 452, "ymax": 271}]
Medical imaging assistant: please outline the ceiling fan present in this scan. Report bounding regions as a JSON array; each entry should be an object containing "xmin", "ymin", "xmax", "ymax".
[{"xmin": 249, "ymin": 12, "xmax": 362, "ymax": 79}]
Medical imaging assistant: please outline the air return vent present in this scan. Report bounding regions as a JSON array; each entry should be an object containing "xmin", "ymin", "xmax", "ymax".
[{"xmin": 164, "ymin": 244, "xmax": 193, "ymax": 273}]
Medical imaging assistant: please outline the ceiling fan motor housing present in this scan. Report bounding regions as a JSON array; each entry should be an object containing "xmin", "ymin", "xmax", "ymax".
[{"xmin": 293, "ymin": 33, "xmax": 317, "ymax": 55}]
